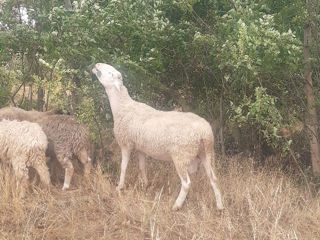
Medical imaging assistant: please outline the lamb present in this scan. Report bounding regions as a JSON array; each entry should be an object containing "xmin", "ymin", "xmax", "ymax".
[
  {"xmin": 0, "ymin": 119, "xmax": 51, "ymax": 195},
  {"xmin": 0, "ymin": 107, "xmax": 91, "ymax": 190},
  {"xmin": 92, "ymin": 63, "xmax": 224, "ymax": 211}
]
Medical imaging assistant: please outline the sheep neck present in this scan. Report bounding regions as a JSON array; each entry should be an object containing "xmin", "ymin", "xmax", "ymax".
[{"xmin": 105, "ymin": 86, "xmax": 133, "ymax": 119}]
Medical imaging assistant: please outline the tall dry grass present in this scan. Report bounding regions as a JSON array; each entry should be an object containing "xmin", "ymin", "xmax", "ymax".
[{"xmin": 1, "ymin": 154, "xmax": 320, "ymax": 240}]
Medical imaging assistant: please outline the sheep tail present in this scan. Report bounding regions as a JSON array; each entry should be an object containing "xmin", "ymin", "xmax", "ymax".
[{"xmin": 202, "ymin": 129, "xmax": 215, "ymax": 157}]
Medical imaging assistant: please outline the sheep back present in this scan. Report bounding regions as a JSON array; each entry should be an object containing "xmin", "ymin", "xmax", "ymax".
[
  {"xmin": 0, "ymin": 106, "xmax": 57, "ymax": 122},
  {"xmin": 0, "ymin": 119, "xmax": 48, "ymax": 164},
  {"xmin": 37, "ymin": 115, "xmax": 90, "ymax": 161}
]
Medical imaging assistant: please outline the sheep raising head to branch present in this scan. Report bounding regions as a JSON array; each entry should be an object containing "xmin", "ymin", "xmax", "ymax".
[{"xmin": 92, "ymin": 63, "xmax": 224, "ymax": 211}]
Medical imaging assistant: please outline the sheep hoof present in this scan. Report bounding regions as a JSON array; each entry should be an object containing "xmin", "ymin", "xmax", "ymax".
[
  {"xmin": 217, "ymin": 207, "xmax": 226, "ymax": 217},
  {"xmin": 217, "ymin": 202, "xmax": 224, "ymax": 211},
  {"xmin": 217, "ymin": 206, "xmax": 224, "ymax": 211},
  {"xmin": 116, "ymin": 185, "xmax": 124, "ymax": 192},
  {"xmin": 172, "ymin": 204, "xmax": 182, "ymax": 211},
  {"xmin": 62, "ymin": 185, "xmax": 70, "ymax": 191}
]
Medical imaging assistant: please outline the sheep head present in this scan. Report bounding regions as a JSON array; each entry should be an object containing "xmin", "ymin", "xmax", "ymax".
[{"xmin": 92, "ymin": 63, "xmax": 123, "ymax": 91}]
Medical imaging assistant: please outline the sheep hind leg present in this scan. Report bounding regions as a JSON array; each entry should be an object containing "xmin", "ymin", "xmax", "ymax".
[
  {"xmin": 137, "ymin": 151, "xmax": 148, "ymax": 188},
  {"xmin": 116, "ymin": 146, "xmax": 132, "ymax": 191},
  {"xmin": 62, "ymin": 160, "xmax": 74, "ymax": 190},
  {"xmin": 201, "ymin": 156, "xmax": 224, "ymax": 210},
  {"xmin": 172, "ymin": 162, "xmax": 191, "ymax": 211}
]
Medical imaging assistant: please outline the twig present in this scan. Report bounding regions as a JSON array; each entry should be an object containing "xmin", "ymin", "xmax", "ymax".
[{"xmin": 288, "ymin": 147, "xmax": 312, "ymax": 196}]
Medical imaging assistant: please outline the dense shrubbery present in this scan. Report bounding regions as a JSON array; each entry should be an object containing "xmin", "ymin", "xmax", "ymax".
[{"xmin": 0, "ymin": 0, "xmax": 319, "ymax": 169}]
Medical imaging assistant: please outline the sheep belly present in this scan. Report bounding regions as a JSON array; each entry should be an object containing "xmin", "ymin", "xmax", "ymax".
[
  {"xmin": 132, "ymin": 124, "xmax": 203, "ymax": 161},
  {"xmin": 132, "ymin": 131, "xmax": 173, "ymax": 161},
  {"xmin": 115, "ymin": 103, "xmax": 212, "ymax": 161},
  {"xmin": 139, "ymin": 150, "xmax": 172, "ymax": 161}
]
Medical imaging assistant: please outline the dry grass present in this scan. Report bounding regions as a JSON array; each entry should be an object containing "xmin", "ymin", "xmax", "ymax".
[{"xmin": 1, "ymin": 154, "xmax": 320, "ymax": 240}]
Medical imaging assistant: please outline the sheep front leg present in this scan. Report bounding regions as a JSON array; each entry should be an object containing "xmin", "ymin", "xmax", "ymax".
[
  {"xmin": 116, "ymin": 146, "xmax": 132, "ymax": 191},
  {"xmin": 137, "ymin": 151, "xmax": 148, "ymax": 187},
  {"xmin": 62, "ymin": 160, "xmax": 74, "ymax": 190},
  {"xmin": 84, "ymin": 157, "xmax": 92, "ymax": 175},
  {"xmin": 77, "ymin": 149, "xmax": 92, "ymax": 175}
]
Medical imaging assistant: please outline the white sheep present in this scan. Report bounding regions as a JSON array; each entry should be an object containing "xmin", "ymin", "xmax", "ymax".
[
  {"xmin": 0, "ymin": 119, "xmax": 51, "ymax": 195},
  {"xmin": 92, "ymin": 63, "xmax": 224, "ymax": 211}
]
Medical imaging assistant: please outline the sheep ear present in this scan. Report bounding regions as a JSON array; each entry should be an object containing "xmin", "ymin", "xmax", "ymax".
[{"xmin": 114, "ymin": 81, "xmax": 121, "ymax": 91}]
